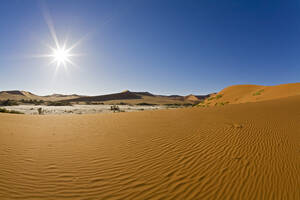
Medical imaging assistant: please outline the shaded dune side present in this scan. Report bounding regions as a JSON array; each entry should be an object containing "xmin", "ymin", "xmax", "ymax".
[
  {"xmin": 65, "ymin": 90, "xmax": 142, "ymax": 102},
  {"xmin": 203, "ymin": 82, "xmax": 300, "ymax": 105},
  {"xmin": 0, "ymin": 96, "xmax": 299, "ymax": 199}
]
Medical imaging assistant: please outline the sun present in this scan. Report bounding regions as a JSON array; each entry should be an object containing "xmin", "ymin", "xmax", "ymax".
[
  {"xmin": 51, "ymin": 46, "xmax": 71, "ymax": 67},
  {"xmin": 35, "ymin": 42, "xmax": 77, "ymax": 70},
  {"xmin": 44, "ymin": 40, "xmax": 80, "ymax": 70},
  {"xmin": 34, "ymin": 9, "xmax": 84, "ymax": 71}
]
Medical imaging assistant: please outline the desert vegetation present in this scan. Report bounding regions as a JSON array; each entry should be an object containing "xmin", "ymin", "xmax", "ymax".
[
  {"xmin": 47, "ymin": 101, "xmax": 72, "ymax": 106},
  {"xmin": 0, "ymin": 107, "xmax": 23, "ymax": 114},
  {"xmin": 110, "ymin": 105, "xmax": 125, "ymax": 112},
  {"xmin": 0, "ymin": 99, "xmax": 19, "ymax": 106},
  {"xmin": 37, "ymin": 107, "xmax": 43, "ymax": 115},
  {"xmin": 253, "ymin": 89, "xmax": 264, "ymax": 96},
  {"xmin": 20, "ymin": 99, "xmax": 44, "ymax": 105},
  {"xmin": 136, "ymin": 102, "xmax": 157, "ymax": 106},
  {"xmin": 207, "ymin": 94, "xmax": 223, "ymax": 101}
]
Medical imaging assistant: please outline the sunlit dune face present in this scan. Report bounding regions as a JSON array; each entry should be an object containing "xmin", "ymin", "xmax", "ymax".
[{"xmin": 51, "ymin": 47, "xmax": 71, "ymax": 67}]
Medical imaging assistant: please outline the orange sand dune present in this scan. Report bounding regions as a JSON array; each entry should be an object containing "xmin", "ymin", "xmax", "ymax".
[
  {"xmin": 0, "ymin": 91, "xmax": 40, "ymax": 101},
  {"xmin": 0, "ymin": 95, "xmax": 299, "ymax": 199},
  {"xmin": 202, "ymin": 82, "xmax": 300, "ymax": 106}
]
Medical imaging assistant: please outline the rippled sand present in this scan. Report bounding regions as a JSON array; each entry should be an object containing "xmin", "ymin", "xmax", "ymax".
[{"xmin": 0, "ymin": 96, "xmax": 299, "ymax": 199}]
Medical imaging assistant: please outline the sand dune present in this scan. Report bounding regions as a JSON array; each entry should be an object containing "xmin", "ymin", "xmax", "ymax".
[
  {"xmin": 0, "ymin": 91, "xmax": 40, "ymax": 101},
  {"xmin": 0, "ymin": 90, "xmax": 206, "ymax": 105},
  {"xmin": 63, "ymin": 91, "xmax": 205, "ymax": 104},
  {"xmin": 184, "ymin": 94, "xmax": 201, "ymax": 102},
  {"xmin": 66, "ymin": 90, "xmax": 142, "ymax": 102},
  {"xmin": 0, "ymin": 91, "xmax": 82, "ymax": 101},
  {"xmin": 201, "ymin": 83, "xmax": 300, "ymax": 106},
  {"xmin": 0, "ymin": 94, "xmax": 299, "ymax": 199}
]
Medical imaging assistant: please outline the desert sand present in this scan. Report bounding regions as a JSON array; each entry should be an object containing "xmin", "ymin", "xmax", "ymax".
[
  {"xmin": 0, "ymin": 91, "xmax": 299, "ymax": 199},
  {"xmin": 202, "ymin": 83, "xmax": 300, "ymax": 106}
]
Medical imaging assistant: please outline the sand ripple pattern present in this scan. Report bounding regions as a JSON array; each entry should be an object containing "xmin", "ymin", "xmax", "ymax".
[{"xmin": 0, "ymin": 96, "xmax": 299, "ymax": 199}]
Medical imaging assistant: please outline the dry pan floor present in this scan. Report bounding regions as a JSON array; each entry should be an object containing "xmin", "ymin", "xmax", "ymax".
[{"xmin": 0, "ymin": 96, "xmax": 299, "ymax": 200}]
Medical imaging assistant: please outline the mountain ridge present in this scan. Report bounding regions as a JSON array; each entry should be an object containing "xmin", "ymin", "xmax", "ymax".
[{"xmin": 0, "ymin": 90, "xmax": 207, "ymax": 105}]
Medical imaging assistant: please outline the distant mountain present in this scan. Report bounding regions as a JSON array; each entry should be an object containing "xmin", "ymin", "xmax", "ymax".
[
  {"xmin": 195, "ymin": 94, "xmax": 213, "ymax": 100},
  {"xmin": 167, "ymin": 95, "xmax": 183, "ymax": 98},
  {"xmin": 133, "ymin": 92, "xmax": 155, "ymax": 97},
  {"xmin": 155, "ymin": 94, "xmax": 209, "ymax": 102},
  {"xmin": 0, "ymin": 90, "xmax": 210, "ymax": 105},
  {"xmin": 63, "ymin": 90, "xmax": 142, "ymax": 102},
  {"xmin": 184, "ymin": 94, "xmax": 201, "ymax": 102},
  {"xmin": 63, "ymin": 90, "xmax": 209, "ymax": 105},
  {"xmin": 44, "ymin": 94, "xmax": 76, "ymax": 97},
  {"xmin": 43, "ymin": 94, "xmax": 83, "ymax": 101},
  {"xmin": 0, "ymin": 90, "xmax": 81, "ymax": 101},
  {"xmin": 185, "ymin": 94, "xmax": 211, "ymax": 101}
]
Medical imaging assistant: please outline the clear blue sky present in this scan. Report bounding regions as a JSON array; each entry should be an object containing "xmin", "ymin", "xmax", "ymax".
[{"xmin": 0, "ymin": 0, "xmax": 299, "ymax": 95}]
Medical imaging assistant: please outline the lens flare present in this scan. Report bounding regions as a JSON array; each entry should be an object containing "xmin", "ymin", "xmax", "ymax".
[
  {"xmin": 34, "ymin": 6, "xmax": 85, "ymax": 72},
  {"xmin": 50, "ymin": 46, "xmax": 72, "ymax": 67}
]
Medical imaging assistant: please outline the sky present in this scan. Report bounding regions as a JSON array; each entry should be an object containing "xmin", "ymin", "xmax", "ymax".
[{"xmin": 0, "ymin": 0, "xmax": 299, "ymax": 96}]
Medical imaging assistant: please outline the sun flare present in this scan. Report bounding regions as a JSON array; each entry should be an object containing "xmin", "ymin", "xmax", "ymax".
[
  {"xmin": 51, "ymin": 47, "xmax": 71, "ymax": 67},
  {"xmin": 33, "ymin": 8, "xmax": 86, "ymax": 73}
]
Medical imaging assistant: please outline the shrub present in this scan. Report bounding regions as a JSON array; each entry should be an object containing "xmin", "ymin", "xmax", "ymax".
[
  {"xmin": 20, "ymin": 99, "xmax": 44, "ymax": 105},
  {"xmin": 198, "ymin": 100, "xmax": 205, "ymax": 104},
  {"xmin": 110, "ymin": 105, "xmax": 120, "ymax": 112},
  {"xmin": 198, "ymin": 104, "xmax": 208, "ymax": 107},
  {"xmin": 253, "ymin": 89, "xmax": 264, "ymax": 96},
  {"xmin": 9, "ymin": 110, "xmax": 24, "ymax": 114},
  {"xmin": 47, "ymin": 101, "xmax": 72, "ymax": 106},
  {"xmin": 0, "ymin": 108, "xmax": 23, "ymax": 114},
  {"xmin": 216, "ymin": 94, "xmax": 223, "ymax": 99},
  {"xmin": 0, "ymin": 99, "xmax": 19, "ymax": 106},
  {"xmin": 215, "ymin": 101, "xmax": 229, "ymax": 106},
  {"xmin": 0, "ymin": 108, "xmax": 8, "ymax": 113},
  {"xmin": 37, "ymin": 107, "xmax": 43, "ymax": 115},
  {"xmin": 137, "ymin": 102, "xmax": 157, "ymax": 106},
  {"xmin": 207, "ymin": 97, "xmax": 215, "ymax": 101}
]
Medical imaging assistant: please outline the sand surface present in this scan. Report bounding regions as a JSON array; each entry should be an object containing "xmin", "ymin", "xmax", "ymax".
[{"xmin": 0, "ymin": 95, "xmax": 299, "ymax": 199}]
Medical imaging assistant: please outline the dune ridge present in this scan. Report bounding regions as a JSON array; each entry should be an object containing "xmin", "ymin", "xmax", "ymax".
[
  {"xmin": 0, "ymin": 90, "xmax": 206, "ymax": 105},
  {"xmin": 0, "ymin": 95, "xmax": 299, "ymax": 199}
]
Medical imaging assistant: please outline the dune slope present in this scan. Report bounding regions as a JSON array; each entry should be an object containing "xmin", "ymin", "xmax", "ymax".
[
  {"xmin": 0, "ymin": 91, "xmax": 40, "ymax": 101},
  {"xmin": 201, "ymin": 82, "xmax": 300, "ymax": 106},
  {"xmin": 0, "ymin": 96, "xmax": 299, "ymax": 199}
]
